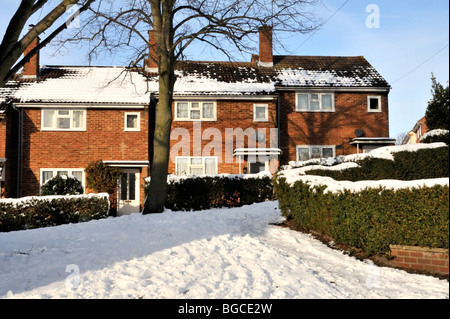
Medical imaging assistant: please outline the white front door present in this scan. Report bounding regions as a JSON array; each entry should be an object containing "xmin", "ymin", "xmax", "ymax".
[{"xmin": 117, "ymin": 168, "xmax": 140, "ymax": 215}]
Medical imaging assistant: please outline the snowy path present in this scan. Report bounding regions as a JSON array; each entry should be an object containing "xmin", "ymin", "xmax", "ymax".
[{"xmin": 0, "ymin": 201, "xmax": 448, "ymax": 299}]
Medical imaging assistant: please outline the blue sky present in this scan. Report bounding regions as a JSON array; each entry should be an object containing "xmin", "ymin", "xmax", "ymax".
[{"xmin": 1, "ymin": 0, "xmax": 448, "ymax": 139}]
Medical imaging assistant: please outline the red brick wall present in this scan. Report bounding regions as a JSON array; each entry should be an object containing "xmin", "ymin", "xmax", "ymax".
[
  {"xmin": 390, "ymin": 245, "xmax": 449, "ymax": 275},
  {"xmin": 169, "ymin": 99, "xmax": 278, "ymax": 174},
  {"xmin": 20, "ymin": 107, "xmax": 149, "ymax": 203},
  {"xmin": 279, "ymin": 91, "xmax": 389, "ymax": 164}
]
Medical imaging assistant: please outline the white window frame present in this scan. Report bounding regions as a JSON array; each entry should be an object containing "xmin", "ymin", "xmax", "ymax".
[
  {"xmin": 295, "ymin": 92, "xmax": 335, "ymax": 112},
  {"xmin": 296, "ymin": 145, "xmax": 336, "ymax": 161},
  {"xmin": 124, "ymin": 112, "xmax": 141, "ymax": 131},
  {"xmin": 40, "ymin": 168, "xmax": 85, "ymax": 191},
  {"xmin": 367, "ymin": 96, "xmax": 382, "ymax": 112},
  {"xmin": 253, "ymin": 104, "xmax": 269, "ymax": 122},
  {"xmin": 41, "ymin": 108, "xmax": 86, "ymax": 131},
  {"xmin": 175, "ymin": 156, "xmax": 218, "ymax": 176},
  {"xmin": 175, "ymin": 101, "xmax": 217, "ymax": 121}
]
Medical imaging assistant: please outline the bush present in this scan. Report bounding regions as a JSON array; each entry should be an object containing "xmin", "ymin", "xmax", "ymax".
[
  {"xmin": 148, "ymin": 175, "xmax": 274, "ymax": 211},
  {"xmin": 274, "ymin": 178, "xmax": 449, "ymax": 256},
  {"xmin": 40, "ymin": 175, "xmax": 84, "ymax": 196},
  {"xmin": 0, "ymin": 194, "xmax": 110, "ymax": 232},
  {"xmin": 307, "ymin": 146, "xmax": 449, "ymax": 181}
]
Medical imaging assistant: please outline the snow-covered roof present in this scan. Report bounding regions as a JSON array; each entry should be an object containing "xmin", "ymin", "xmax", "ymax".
[{"xmin": 0, "ymin": 55, "xmax": 390, "ymax": 106}]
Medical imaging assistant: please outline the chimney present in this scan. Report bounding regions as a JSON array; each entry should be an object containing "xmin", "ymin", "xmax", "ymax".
[
  {"xmin": 145, "ymin": 30, "xmax": 158, "ymax": 72},
  {"xmin": 22, "ymin": 25, "xmax": 40, "ymax": 79},
  {"xmin": 258, "ymin": 26, "xmax": 273, "ymax": 67}
]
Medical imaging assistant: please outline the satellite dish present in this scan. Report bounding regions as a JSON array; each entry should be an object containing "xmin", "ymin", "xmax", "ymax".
[{"xmin": 354, "ymin": 129, "xmax": 365, "ymax": 137}]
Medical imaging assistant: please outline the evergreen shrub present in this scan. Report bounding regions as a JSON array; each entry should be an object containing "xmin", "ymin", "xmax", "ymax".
[
  {"xmin": 40, "ymin": 175, "xmax": 84, "ymax": 196},
  {"xmin": 0, "ymin": 194, "xmax": 110, "ymax": 232}
]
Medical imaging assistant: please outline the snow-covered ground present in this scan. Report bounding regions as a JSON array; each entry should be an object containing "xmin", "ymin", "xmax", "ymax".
[{"xmin": 0, "ymin": 201, "xmax": 448, "ymax": 299}]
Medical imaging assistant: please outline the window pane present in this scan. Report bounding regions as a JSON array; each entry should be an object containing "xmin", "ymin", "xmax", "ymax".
[
  {"xmin": 177, "ymin": 103, "xmax": 188, "ymax": 118},
  {"xmin": 42, "ymin": 171, "xmax": 53, "ymax": 184},
  {"xmin": 297, "ymin": 148, "xmax": 310, "ymax": 161},
  {"xmin": 190, "ymin": 167, "xmax": 203, "ymax": 176},
  {"xmin": 129, "ymin": 173, "xmax": 136, "ymax": 200},
  {"xmin": 322, "ymin": 147, "xmax": 334, "ymax": 158},
  {"xmin": 310, "ymin": 101, "xmax": 320, "ymax": 110},
  {"xmin": 369, "ymin": 98, "xmax": 379, "ymax": 110},
  {"xmin": 126, "ymin": 114, "xmax": 138, "ymax": 129},
  {"xmin": 73, "ymin": 110, "xmax": 84, "ymax": 128},
  {"xmin": 297, "ymin": 94, "xmax": 308, "ymax": 110},
  {"xmin": 205, "ymin": 158, "xmax": 216, "ymax": 175},
  {"xmin": 43, "ymin": 110, "xmax": 55, "ymax": 128},
  {"xmin": 311, "ymin": 147, "xmax": 321, "ymax": 159},
  {"xmin": 321, "ymin": 94, "xmax": 333, "ymax": 110},
  {"xmin": 190, "ymin": 157, "xmax": 202, "ymax": 165},
  {"xmin": 121, "ymin": 173, "xmax": 128, "ymax": 200},
  {"xmin": 72, "ymin": 171, "xmax": 83, "ymax": 181},
  {"xmin": 190, "ymin": 109, "xmax": 200, "ymax": 119},
  {"xmin": 202, "ymin": 103, "xmax": 214, "ymax": 119},
  {"xmin": 58, "ymin": 110, "xmax": 70, "ymax": 116},
  {"xmin": 176, "ymin": 158, "xmax": 188, "ymax": 175},
  {"xmin": 191, "ymin": 102, "xmax": 200, "ymax": 109},
  {"xmin": 255, "ymin": 106, "xmax": 267, "ymax": 120},
  {"xmin": 57, "ymin": 171, "xmax": 69, "ymax": 177},
  {"xmin": 57, "ymin": 117, "xmax": 70, "ymax": 129}
]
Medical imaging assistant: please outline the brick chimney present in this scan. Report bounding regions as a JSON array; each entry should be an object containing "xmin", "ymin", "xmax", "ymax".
[
  {"xmin": 258, "ymin": 26, "xmax": 273, "ymax": 67},
  {"xmin": 145, "ymin": 30, "xmax": 158, "ymax": 72},
  {"xmin": 22, "ymin": 26, "xmax": 40, "ymax": 79}
]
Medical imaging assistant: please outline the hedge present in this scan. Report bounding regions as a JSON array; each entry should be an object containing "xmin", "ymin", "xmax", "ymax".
[
  {"xmin": 274, "ymin": 178, "xmax": 449, "ymax": 256},
  {"xmin": 147, "ymin": 174, "xmax": 274, "ymax": 211},
  {"xmin": 0, "ymin": 194, "xmax": 110, "ymax": 232},
  {"xmin": 306, "ymin": 146, "xmax": 449, "ymax": 181}
]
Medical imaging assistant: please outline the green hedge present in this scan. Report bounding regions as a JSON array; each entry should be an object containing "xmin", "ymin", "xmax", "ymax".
[
  {"xmin": 307, "ymin": 146, "xmax": 449, "ymax": 181},
  {"xmin": 147, "ymin": 175, "xmax": 274, "ymax": 211},
  {"xmin": 0, "ymin": 194, "xmax": 110, "ymax": 232},
  {"xmin": 274, "ymin": 178, "xmax": 449, "ymax": 256}
]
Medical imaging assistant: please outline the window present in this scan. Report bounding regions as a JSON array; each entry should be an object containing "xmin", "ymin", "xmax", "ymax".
[
  {"xmin": 40, "ymin": 169, "xmax": 85, "ymax": 188},
  {"xmin": 253, "ymin": 104, "xmax": 268, "ymax": 121},
  {"xmin": 296, "ymin": 93, "xmax": 334, "ymax": 112},
  {"xmin": 125, "ymin": 112, "xmax": 140, "ymax": 131},
  {"xmin": 367, "ymin": 96, "xmax": 381, "ymax": 112},
  {"xmin": 296, "ymin": 145, "xmax": 335, "ymax": 162},
  {"xmin": 175, "ymin": 157, "xmax": 217, "ymax": 176},
  {"xmin": 42, "ymin": 109, "xmax": 86, "ymax": 131},
  {"xmin": 175, "ymin": 101, "xmax": 216, "ymax": 121}
]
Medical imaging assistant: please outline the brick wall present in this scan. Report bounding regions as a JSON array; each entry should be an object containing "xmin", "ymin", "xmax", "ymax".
[
  {"xmin": 279, "ymin": 90, "xmax": 389, "ymax": 164},
  {"xmin": 390, "ymin": 245, "xmax": 449, "ymax": 275},
  {"xmin": 20, "ymin": 107, "xmax": 149, "ymax": 205},
  {"xmin": 169, "ymin": 99, "xmax": 278, "ymax": 174}
]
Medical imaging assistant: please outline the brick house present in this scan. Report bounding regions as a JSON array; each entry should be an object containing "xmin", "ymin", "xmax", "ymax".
[{"xmin": 0, "ymin": 27, "xmax": 394, "ymax": 214}]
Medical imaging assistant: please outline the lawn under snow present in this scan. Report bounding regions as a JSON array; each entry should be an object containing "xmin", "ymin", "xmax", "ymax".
[{"xmin": 0, "ymin": 201, "xmax": 448, "ymax": 299}]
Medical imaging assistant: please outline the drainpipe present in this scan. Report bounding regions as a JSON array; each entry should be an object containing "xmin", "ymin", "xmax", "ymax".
[{"xmin": 12, "ymin": 104, "xmax": 22, "ymax": 198}]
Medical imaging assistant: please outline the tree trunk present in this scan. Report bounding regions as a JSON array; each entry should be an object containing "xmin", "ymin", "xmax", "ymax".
[{"xmin": 143, "ymin": 53, "xmax": 175, "ymax": 214}]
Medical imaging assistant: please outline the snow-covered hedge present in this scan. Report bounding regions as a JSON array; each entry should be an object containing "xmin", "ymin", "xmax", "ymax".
[
  {"xmin": 275, "ymin": 143, "xmax": 450, "ymax": 256},
  {"xmin": 0, "ymin": 193, "xmax": 110, "ymax": 232}
]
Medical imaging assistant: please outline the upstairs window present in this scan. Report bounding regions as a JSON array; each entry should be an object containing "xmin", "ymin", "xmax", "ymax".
[
  {"xmin": 124, "ymin": 112, "xmax": 140, "ymax": 131},
  {"xmin": 367, "ymin": 96, "xmax": 382, "ymax": 112},
  {"xmin": 296, "ymin": 93, "xmax": 334, "ymax": 112},
  {"xmin": 253, "ymin": 104, "xmax": 269, "ymax": 122},
  {"xmin": 42, "ymin": 109, "xmax": 86, "ymax": 131},
  {"xmin": 175, "ymin": 101, "xmax": 216, "ymax": 121}
]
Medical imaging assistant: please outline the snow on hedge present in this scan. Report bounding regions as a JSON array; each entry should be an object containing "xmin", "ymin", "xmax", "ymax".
[
  {"xmin": 283, "ymin": 142, "xmax": 448, "ymax": 170},
  {"xmin": 420, "ymin": 129, "xmax": 449, "ymax": 141},
  {"xmin": 0, "ymin": 193, "xmax": 109, "ymax": 206},
  {"xmin": 277, "ymin": 142, "xmax": 449, "ymax": 192},
  {"xmin": 144, "ymin": 171, "xmax": 273, "ymax": 184}
]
